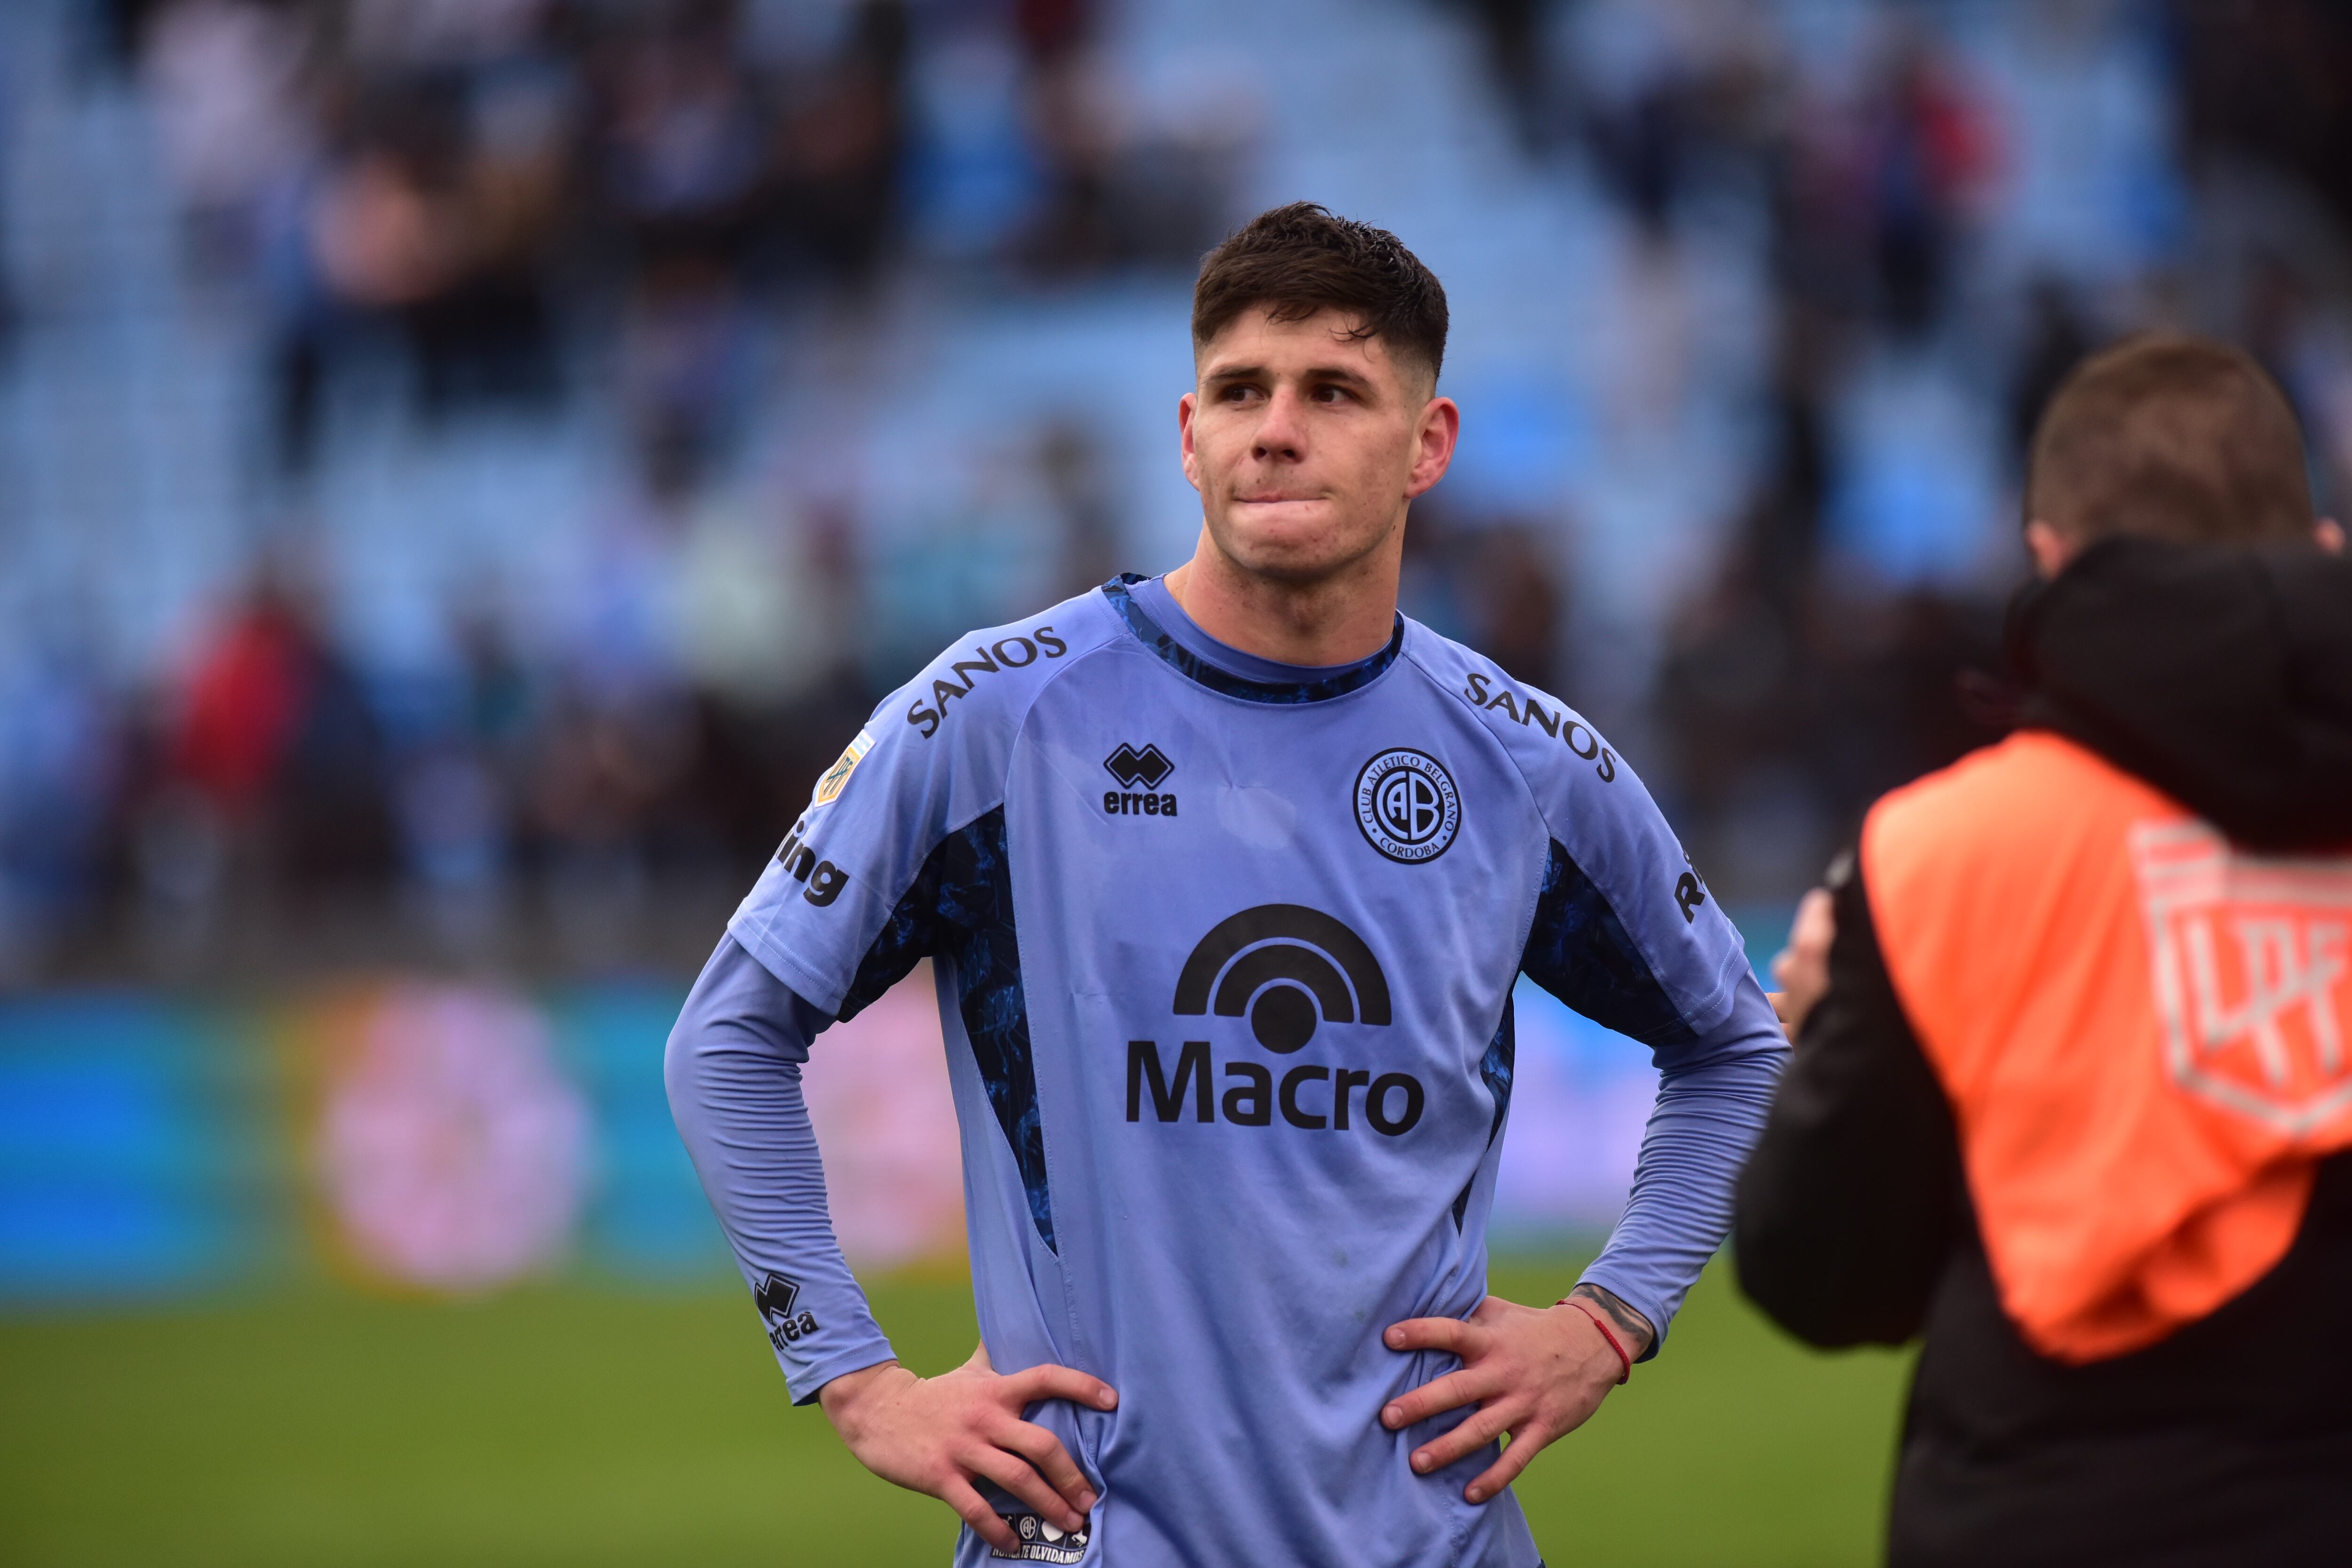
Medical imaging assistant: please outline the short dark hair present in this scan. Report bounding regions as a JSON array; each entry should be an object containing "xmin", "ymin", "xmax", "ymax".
[
  {"xmin": 2025, "ymin": 334, "xmax": 2314, "ymax": 546},
  {"xmin": 1192, "ymin": 203, "xmax": 1449, "ymax": 386}
]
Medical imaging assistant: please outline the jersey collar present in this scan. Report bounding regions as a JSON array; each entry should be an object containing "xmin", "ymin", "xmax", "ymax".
[{"xmin": 1102, "ymin": 574, "xmax": 1404, "ymax": 704}]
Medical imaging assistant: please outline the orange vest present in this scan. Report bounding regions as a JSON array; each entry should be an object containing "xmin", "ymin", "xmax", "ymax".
[{"xmin": 1862, "ymin": 731, "xmax": 2352, "ymax": 1363}]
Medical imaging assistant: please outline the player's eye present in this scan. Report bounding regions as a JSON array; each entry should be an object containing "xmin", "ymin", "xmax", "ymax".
[{"xmin": 1311, "ymin": 383, "xmax": 1352, "ymax": 404}]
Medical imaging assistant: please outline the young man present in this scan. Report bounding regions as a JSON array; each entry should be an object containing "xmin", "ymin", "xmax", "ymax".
[
  {"xmin": 667, "ymin": 203, "xmax": 1786, "ymax": 1567},
  {"xmin": 1738, "ymin": 336, "xmax": 2352, "ymax": 1565}
]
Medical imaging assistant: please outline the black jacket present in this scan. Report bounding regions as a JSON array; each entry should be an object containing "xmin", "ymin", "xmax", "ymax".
[{"xmin": 1735, "ymin": 538, "xmax": 2352, "ymax": 1568}]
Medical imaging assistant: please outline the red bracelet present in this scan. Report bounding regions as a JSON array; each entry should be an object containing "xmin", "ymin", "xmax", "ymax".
[{"xmin": 1560, "ymin": 1297, "xmax": 1631, "ymax": 1385}]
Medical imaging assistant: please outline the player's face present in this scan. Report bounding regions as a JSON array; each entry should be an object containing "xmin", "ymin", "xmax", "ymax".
[{"xmin": 1180, "ymin": 309, "xmax": 1458, "ymax": 584}]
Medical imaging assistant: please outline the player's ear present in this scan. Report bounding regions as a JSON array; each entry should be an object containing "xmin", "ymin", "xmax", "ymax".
[
  {"xmin": 2317, "ymin": 518, "xmax": 2345, "ymax": 554},
  {"xmin": 1404, "ymin": 396, "xmax": 1458, "ymax": 500},
  {"xmin": 1178, "ymin": 391, "xmax": 1202, "ymax": 492}
]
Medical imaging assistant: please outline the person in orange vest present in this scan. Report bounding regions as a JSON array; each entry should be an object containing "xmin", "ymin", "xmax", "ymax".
[{"xmin": 1737, "ymin": 333, "xmax": 2352, "ymax": 1566}]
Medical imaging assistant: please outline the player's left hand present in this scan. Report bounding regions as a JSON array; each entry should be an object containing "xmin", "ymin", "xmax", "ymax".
[{"xmin": 1380, "ymin": 1290, "xmax": 1650, "ymax": 1504}]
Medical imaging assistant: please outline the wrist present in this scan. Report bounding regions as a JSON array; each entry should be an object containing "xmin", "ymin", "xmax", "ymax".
[
  {"xmin": 816, "ymin": 1358, "xmax": 906, "ymax": 1434},
  {"xmin": 1561, "ymin": 1282, "xmax": 1655, "ymax": 1361},
  {"xmin": 1556, "ymin": 1299, "xmax": 1632, "ymax": 1384}
]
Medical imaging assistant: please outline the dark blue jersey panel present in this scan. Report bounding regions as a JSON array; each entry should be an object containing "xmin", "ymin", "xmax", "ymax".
[
  {"xmin": 1520, "ymin": 838, "xmax": 1698, "ymax": 1049},
  {"xmin": 1454, "ymin": 993, "xmax": 1518, "ymax": 1230},
  {"xmin": 838, "ymin": 806, "xmax": 1054, "ymax": 1253}
]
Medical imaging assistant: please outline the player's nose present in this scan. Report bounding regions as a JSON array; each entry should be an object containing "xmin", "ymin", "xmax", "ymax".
[{"xmin": 1252, "ymin": 386, "xmax": 1309, "ymax": 460}]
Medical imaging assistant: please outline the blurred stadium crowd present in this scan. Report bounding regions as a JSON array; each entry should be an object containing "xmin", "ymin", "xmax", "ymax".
[{"xmin": 2, "ymin": 0, "xmax": 2350, "ymax": 987}]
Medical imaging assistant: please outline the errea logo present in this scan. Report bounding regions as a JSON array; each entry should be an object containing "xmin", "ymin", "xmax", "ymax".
[
  {"xmin": 1104, "ymin": 743, "xmax": 1173, "ymax": 788},
  {"xmin": 1103, "ymin": 742, "xmax": 1178, "ymax": 819},
  {"xmin": 754, "ymin": 1272, "xmax": 819, "ymax": 1350}
]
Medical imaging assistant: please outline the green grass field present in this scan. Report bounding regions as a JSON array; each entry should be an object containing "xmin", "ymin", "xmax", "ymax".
[{"xmin": 0, "ymin": 1256, "xmax": 1910, "ymax": 1566}]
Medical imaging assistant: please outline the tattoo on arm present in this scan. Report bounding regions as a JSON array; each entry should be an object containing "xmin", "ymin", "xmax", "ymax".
[{"xmin": 1567, "ymin": 1283, "xmax": 1655, "ymax": 1359}]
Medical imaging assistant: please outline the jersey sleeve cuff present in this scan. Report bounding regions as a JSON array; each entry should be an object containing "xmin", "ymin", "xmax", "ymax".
[
  {"xmin": 782, "ymin": 1329, "xmax": 901, "ymax": 1406},
  {"xmin": 726, "ymin": 914, "xmax": 850, "ymax": 1021},
  {"xmin": 1681, "ymin": 939, "xmax": 1757, "ymax": 1044}
]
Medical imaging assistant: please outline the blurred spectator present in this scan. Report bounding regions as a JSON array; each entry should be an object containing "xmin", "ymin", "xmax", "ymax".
[
  {"xmin": 623, "ymin": 252, "xmax": 749, "ymax": 500},
  {"xmin": 766, "ymin": 1, "xmax": 909, "ymax": 286},
  {"xmin": 271, "ymin": 61, "xmax": 567, "ymax": 468},
  {"xmin": 1009, "ymin": 0, "xmax": 1248, "ymax": 277},
  {"xmin": 140, "ymin": 0, "xmax": 316, "ymax": 274},
  {"xmin": 342, "ymin": 0, "xmax": 552, "ymax": 69},
  {"xmin": 1016, "ymin": 0, "xmax": 1120, "ymax": 276},
  {"xmin": 1656, "ymin": 271, "xmax": 2007, "ymax": 897},
  {"xmin": 0, "ymin": 650, "xmax": 121, "ymax": 974},
  {"xmin": 2007, "ymin": 274, "xmax": 2094, "ymax": 460},
  {"xmin": 1442, "ymin": 0, "xmax": 1550, "ymax": 152},
  {"xmin": 89, "ymin": 0, "xmax": 171, "ymax": 77},
  {"xmin": 526, "ymin": 680, "xmax": 695, "ymax": 881},
  {"xmin": 1565, "ymin": 0, "xmax": 1786, "ymax": 224},
  {"xmin": 1036, "ymin": 419, "xmax": 1122, "ymax": 600},
  {"xmin": 1862, "ymin": 28, "xmax": 1995, "ymax": 334},
  {"xmin": 156, "ymin": 575, "xmax": 399, "ymax": 908},
  {"xmin": 2175, "ymin": 0, "xmax": 2352, "ymax": 232},
  {"xmin": 1401, "ymin": 506, "xmax": 1571, "ymax": 693},
  {"xmin": 393, "ymin": 612, "xmax": 533, "ymax": 917},
  {"xmin": 597, "ymin": 8, "xmax": 765, "ymax": 272}
]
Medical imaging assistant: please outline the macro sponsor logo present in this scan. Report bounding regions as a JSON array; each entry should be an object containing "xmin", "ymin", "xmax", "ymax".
[
  {"xmin": 1460, "ymin": 670, "xmax": 1617, "ymax": 783},
  {"xmin": 754, "ymin": 1271, "xmax": 820, "ymax": 1349},
  {"xmin": 1103, "ymin": 742, "xmax": 1177, "ymax": 818},
  {"xmin": 1127, "ymin": 905, "xmax": 1424, "ymax": 1136},
  {"xmin": 773, "ymin": 818, "xmax": 850, "ymax": 907},
  {"xmin": 905, "ymin": 625, "xmax": 1070, "ymax": 739},
  {"xmin": 1176, "ymin": 904, "xmax": 1391, "ymax": 1049}
]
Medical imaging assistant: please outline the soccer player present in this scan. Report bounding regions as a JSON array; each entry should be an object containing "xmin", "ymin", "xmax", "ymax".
[{"xmin": 667, "ymin": 203, "xmax": 1787, "ymax": 1566}]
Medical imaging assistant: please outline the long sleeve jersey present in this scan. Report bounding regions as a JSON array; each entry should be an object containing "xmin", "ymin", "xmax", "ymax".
[{"xmin": 667, "ymin": 575, "xmax": 1787, "ymax": 1568}]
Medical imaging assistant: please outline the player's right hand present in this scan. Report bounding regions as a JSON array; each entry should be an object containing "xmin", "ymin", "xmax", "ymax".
[{"xmin": 816, "ymin": 1343, "xmax": 1116, "ymax": 1554}]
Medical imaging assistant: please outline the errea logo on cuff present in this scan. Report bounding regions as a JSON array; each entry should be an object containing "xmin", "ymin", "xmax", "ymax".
[{"xmin": 753, "ymin": 1273, "xmax": 819, "ymax": 1350}]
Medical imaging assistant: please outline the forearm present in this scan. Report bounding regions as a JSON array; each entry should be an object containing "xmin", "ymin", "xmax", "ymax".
[
  {"xmin": 666, "ymin": 937, "xmax": 896, "ymax": 1403},
  {"xmin": 1578, "ymin": 975, "xmax": 1787, "ymax": 1357}
]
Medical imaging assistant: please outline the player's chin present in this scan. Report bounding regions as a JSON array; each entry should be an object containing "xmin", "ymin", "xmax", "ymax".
[{"xmin": 1220, "ymin": 508, "xmax": 1372, "ymax": 580}]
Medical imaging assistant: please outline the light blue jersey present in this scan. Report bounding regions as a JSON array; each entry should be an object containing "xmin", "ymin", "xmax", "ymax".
[{"xmin": 670, "ymin": 575, "xmax": 1785, "ymax": 1567}]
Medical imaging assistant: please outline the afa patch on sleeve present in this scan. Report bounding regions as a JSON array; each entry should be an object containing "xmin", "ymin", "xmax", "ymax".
[{"xmin": 814, "ymin": 729, "xmax": 876, "ymax": 806}]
